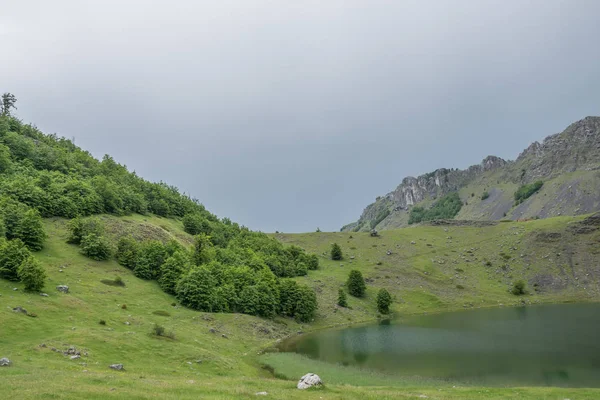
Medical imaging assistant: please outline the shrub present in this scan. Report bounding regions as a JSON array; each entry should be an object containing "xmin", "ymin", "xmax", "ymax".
[
  {"xmin": 17, "ymin": 255, "xmax": 46, "ymax": 292},
  {"xmin": 331, "ymin": 243, "xmax": 343, "ymax": 260},
  {"xmin": 182, "ymin": 213, "xmax": 210, "ymax": 235},
  {"xmin": 121, "ymin": 304, "xmax": 127, "ymax": 309},
  {"xmin": 0, "ymin": 239, "xmax": 31, "ymax": 281},
  {"xmin": 67, "ymin": 217, "xmax": 103, "ymax": 245},
  {"xmin": 376, "ymin": 288, "xmax": 392, "ymax": 314},
  {"xmin": 294, "ymin": 262, "xmax": 308, "ymax": 276},
  {"xmin": 512, "ymin": 280, "xmax": 527, "ymax": 295},
  {"xmin": 114, "ymin": 276, "xmax": 124, "ymax": 286},
  {"xmin": 158, "ymin": 250, "xmax": 191, "ymax": 294},
  {"xmin": 481, "ymin": 191, "xmax": 490, "ymax": 200},
  {"xmin": 152, "ymin": 323, "xmax": 174, "ymax": 338},
  {"xmin": 514, "ymin": 181, "xmax": 543, "ymax": 204},
  {"xmin": 306, "ymin": 254, "xmax": 319, "ymax": 270},
  {"xmin": 347, "ymin": 270, "xmax": 366, "ymax": 297},
  {"xmin": 116, "ymin": 236, "xmax": 139, "ymax": 270},
  {"xmin": 81, "ymin": 233, "xmax": 112, "ymax": 260},
  {"xmin": 15, "ymin": 209, "xmax": 46, "ymax": 251},
  {"xmin": 134, "ymin": 240, "xmax": 166, "ymax": 279},
  {"xmin": 337, "ymin": 288, "xmax": 348, "ymax": 307},
  {"xmin": 99, "ymin": 319, "xmax": 106, "ymax": 325}
]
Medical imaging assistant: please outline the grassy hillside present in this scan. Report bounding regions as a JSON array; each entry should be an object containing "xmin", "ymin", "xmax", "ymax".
[{"xmin": 2, "ymin": 214, "xmax": 600, "ymax": 398}]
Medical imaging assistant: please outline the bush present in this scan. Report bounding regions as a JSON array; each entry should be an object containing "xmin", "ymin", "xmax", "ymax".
[
  {"xmin": 67, "ymin": 217, "xmax": 103, "ymax": 245},
  {"xmin": 99, "ymin": 319, "xmax": 106, "ymax": 325},
  {"xmin": 514, "ymin": 181, "xmax": 543, "ymax": 204},
  {"xmin": 306, "ymin": 254, "xmax": 319, "ymax": 270},
  {"xmin": 347, "ymin": 270, "xmax": 366, "ymax": 297},
  {"xmin": 116, "ymin": 236, "xmax": 139, "ymax": 270},
  {"xmin": 158, "ymin": 250, "xmax": 191, "ymax": 294},
  {"xmin": 134, "ymin": 240, "xmax": 166, "ymax": 279},
  {"xmin": 0, "ymin": 239, "xmax": 32, "ymax": 281},
  {"xmin": 175, "ymin": 267, "xmax": 219, "ymax": 311},
  {"xmin": 17, "ymin": 255, "xmax": 46, "ymax": 292},
  {"xmin": 376, "ymin": 288, "xmax": 392, "ymax": 314},
  {"xmin": 512, "ymin": 280, "xmax": 527, "ymax": 295},
  {"xmin": 337, "ymin": 288, "xmax": 348, "ymax": 307},
  {"xmin": 331, "ymin": 243, "xmax": 343, "ymax": 260},
  {"xmin": 81, "ymin": 233, "xmax": 112, "ymax": 260},
  {"xmin": 15, "ymin": 209, "xmax": 46, "ymax": 251},
  {"xmin": 481, "ymin": 191, "xmax": 490, "ymax": 200},
  {"xmin": 153, "ymin": 324, "xmax": 165, "ymax": 336}
]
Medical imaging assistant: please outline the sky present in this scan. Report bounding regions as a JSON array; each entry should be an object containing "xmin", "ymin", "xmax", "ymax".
[{"xmin": 1, "ymin": 0, "xmax": 600, "ymax": 232}]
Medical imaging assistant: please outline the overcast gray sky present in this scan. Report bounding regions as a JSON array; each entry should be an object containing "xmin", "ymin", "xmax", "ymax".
[{"xmin": 2, "ymin": 1, "xmax": 599, "ymax": 232}]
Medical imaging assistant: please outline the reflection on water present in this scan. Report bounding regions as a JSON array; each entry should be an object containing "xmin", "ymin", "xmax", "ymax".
[{"xmin": 280, "ymin": 303, "xmax": 600, "ymax": 387}]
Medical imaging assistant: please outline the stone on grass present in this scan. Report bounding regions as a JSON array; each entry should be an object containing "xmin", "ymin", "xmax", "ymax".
[
  {"xmin": 56, "ymin": 285, "xmax": 69, "ymax": 293},
  {"xmin": 255, "ymin": 391, "xmax": 268, "ymax": 396},
  {"xmin": 297, "ymin": 373, "xmax": 322, "ymax": 389},
  {"xmin": 40, "ymin": 293, "xmax": 49, "ymax": 297},
  {"xmin": 12, "ymin": 306, "xmax": 27, "ymax": 314},
  {"xmin": 0, "ymin": 357, "xmax": 11, "ymax": 366},
  {"xmin": 109, "ymin": 363, "xmax": 124, "ymax": 371}
]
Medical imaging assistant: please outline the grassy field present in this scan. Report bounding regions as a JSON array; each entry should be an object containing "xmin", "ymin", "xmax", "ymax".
[{"xmin": 2, "ymin": 214, "xmax": 600, "ymax": 398}]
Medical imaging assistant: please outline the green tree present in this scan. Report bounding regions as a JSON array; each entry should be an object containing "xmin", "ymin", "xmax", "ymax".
[
  {"xmin": 1, "ymin": 93, "xmax": 17, "ymax": 116},
  {"xmin": 331, "ymin": 243, "xmax": 343, "ymax": 260},
  {"xmin": 67, "ymin": 217, "xmax": 104, "ymax": 245},
  {"xmin": 15, "ymin": 209, "xmax": 46, "ymax": 251},
  {"xmin": 116, "ymin": 236, "xmax": 139, "ymax": 269},
  {"xmin": 175, "ymin": 266, "xmax": 218, "ymax": 311},
  {"xmin": 192, "ymin": 233, "xmax": 215, "ymax": 266},
  {"xmin": 134, "ymin": 240, "xmax": 166, "ymax": 280},
  {"xmin": 0, "ymin": 239, "xmax": 31, "ymax": 281},
  {"xmin": 0, "ymin": 144, "xmax": 11, "ymax": 172},
  {"xmin": 376, "ymin": 288, "xmax": 392, "ymax": 314},
  {"xmin": 17, "ymin": 255, "xmax": 46, "ymax": 292},
  {"xmin": 337, "ymin": 288, "xmax": 348, "ymax": 307},
  {"xmin": 158, "ymin": 250, "xmax": 191, "ymax": 294},
  {"xmin": 347, "ymin": 269, "xmax": 366, "ymax": 297},
  {"xmin": 81, "ymin": 233, "xmax": 112, "ymax": 261},
  {"xmin": 182, "ymin": 213, "xmax": 210, "ymax": 235}
]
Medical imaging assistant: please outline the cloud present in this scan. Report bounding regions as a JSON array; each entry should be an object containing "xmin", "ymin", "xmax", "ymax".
[{"xmin": 2, "ymin": 0, "xmax": 600, "ymax": 232}]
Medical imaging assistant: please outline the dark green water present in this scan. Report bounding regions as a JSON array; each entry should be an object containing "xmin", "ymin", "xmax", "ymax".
[{"xmin": 281, "ymin": 303, "xmax": 600, "ymax": 387}]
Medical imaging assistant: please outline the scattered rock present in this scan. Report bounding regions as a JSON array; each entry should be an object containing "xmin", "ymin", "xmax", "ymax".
[
  {"xmin": 297, "ymin": 373, "xmax": 322, "ymax": 389},
  {"xmin": 0, "ymin": 358, "xmax": 11, "ymax": 367},
  {"xmin": 39, "ymin": 343, "xmax": 47, "ymax": 348},
  {"xmin": 56, "ymin": 285, "xmax": 69, "ymax": 294},
  {"xmin": 109, "ymin": 364, "xmax": 124, "ymax": 371},
  {"xmin": 221, "ymin": 334, "xmax": 228, "ymax": 339},
  {"xmin": 255, "ymin": 392, "xmax": 268, "ymax": 396},
  {"xmin": 12, "ymin": 306, "xmax": 27, "ymax": 314},
  {"xmin": 70, "ymin": 355, "xmax": 80, "ymax": 360},
  {"xmin": 12, "ymin": 288, "xmax": 18, "ymax": 291},
  {"xmin": 209, "ymin": 328, "xmax": 218, "ymax": 334},
  {"xmin": 40, "ymin": 293, "xmax": 49, "ymax": 297}
]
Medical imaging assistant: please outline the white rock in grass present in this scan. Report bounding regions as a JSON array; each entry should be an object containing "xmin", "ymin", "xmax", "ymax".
[
  {"xmin": 297, "ymin": 373, "xmax": 322, "ymax": 389},
  {"xmin": 0, "ymin": 358, "xmax": 11, "ymax": 366}
]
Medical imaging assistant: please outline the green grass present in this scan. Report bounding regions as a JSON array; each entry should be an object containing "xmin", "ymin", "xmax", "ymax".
[{"xmin": 2, "ymin": 214, "xmax": 600, "ymax": 398}]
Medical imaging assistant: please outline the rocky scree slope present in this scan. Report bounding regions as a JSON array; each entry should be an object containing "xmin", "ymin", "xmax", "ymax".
[{"xmin": 344, "ymin": 117, "xmax": 600, "ymax": 232}]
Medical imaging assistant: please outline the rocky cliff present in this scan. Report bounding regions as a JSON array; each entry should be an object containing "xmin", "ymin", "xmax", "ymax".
[{"xmin": 343, "ymin": 116, "xmax": 600, "ymax": 232}]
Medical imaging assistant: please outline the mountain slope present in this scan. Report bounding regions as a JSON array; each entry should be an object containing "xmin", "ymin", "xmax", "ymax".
[{"xmin": 344, "ymin": 117, "xmax": 600, "ymax": 232}]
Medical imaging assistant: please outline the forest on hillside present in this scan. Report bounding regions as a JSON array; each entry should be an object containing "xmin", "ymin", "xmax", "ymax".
[{"xmin": 0, "ymin": 94, "xmax": 318, "ymax": 322}]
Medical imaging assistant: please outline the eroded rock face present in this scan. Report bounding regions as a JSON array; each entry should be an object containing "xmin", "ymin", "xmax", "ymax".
[{"xmin": 297, "ymin": 373, "xmax": 322, "ymax": 389}]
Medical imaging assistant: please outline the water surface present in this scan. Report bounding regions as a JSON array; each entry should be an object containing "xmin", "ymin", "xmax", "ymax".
[{"xmin": 280, "ymin": 303, "xmax": 600, "ymax": 387}]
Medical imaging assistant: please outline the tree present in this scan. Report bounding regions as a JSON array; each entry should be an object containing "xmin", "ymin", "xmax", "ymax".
[
  {"xmin": 347, "ymin": 269, "xmax": 366, "ymax": 297},
  {"xmin": 158, "ymin": 250, "xmax": 190, "ymax": 294},
  {"xmin": 17, "ymin": 255, "xmax": 46, "ymax": 292},
  {"xmin": 67, "ymin": 217, "xmax": 104, "ymax": 245},
  {"xmin": 81, "ymin": 233, "xmax": 112, "ymax": 261},
  {"xmin": 192, "ymin": 233, "xmax": 215, "ymax": 266},
  {"xmin": 176, "ymin": 266, "xmax": 218, "ymax": 311},
  {"xmin": 1, "ymin": 93, "xmax": 17, "ymax": 116},
  {"xmin": 279, "ymin": 279, "xmax": 317, "ymax": 322},
  {"xmin": 116, "ymin": 236, "xmax": 139, "ymax": 269},
  {"xmin": 337, "ymin": 288, "xmax": 348, "ymax": 307},
  {"xmin": 15, "ymin": 209, "xmax": 46, "ymax": 251},
  {"xmin": 331, "ymin": 243, "xmax": 343, "ymax": 260},
  {"xmin": 134, "ymin": 240, "xmax": 166, "ymax": 280},
  {"xmin": 0, "ymin": 144, "xmax": 11, "ymax": 173},
  {"xmin": 376, "ymin": 288, "xmax": 392, "ymax": 314},
  {"xmin": 0, "ymin": 239, "xmax": 31, "ymax": 281}
]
